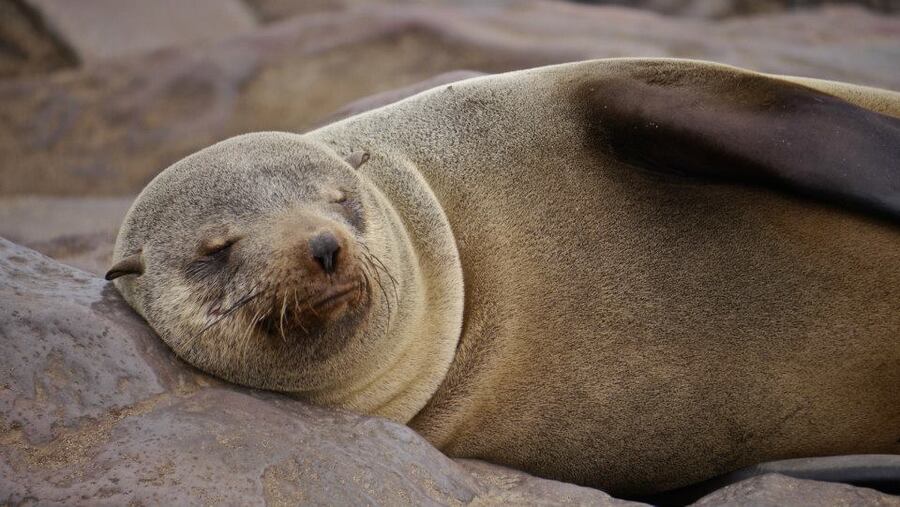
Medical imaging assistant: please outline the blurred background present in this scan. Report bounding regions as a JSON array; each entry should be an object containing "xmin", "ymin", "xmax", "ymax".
[{"xmin": 1, "ymin": 0, "xmax": 898, "ymax": 275}]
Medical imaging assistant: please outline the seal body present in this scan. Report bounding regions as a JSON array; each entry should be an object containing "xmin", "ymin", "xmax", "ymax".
[{"xmin": 110, "ymin": 59, "xmax": 900, "ymax": 495}]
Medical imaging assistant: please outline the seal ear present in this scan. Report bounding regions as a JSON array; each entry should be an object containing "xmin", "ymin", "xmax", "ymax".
[
  {"xmin": 345, "ymin": 150, "xmax": 370, "ymax": 170},
  {"xmin": 105, "ymin": 253, "xmax": 145, "ymax": 281},
  {"xmin": 579, "ymin": 62, "xmax": 900, "ymax": 221}
]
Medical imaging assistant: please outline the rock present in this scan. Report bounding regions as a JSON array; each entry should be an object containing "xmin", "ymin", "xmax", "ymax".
[
  {"xmin": 0, "ymin": 0, "xmax": 77, "ymax": 78},
  {"xmin": 246, "ymin": 0, "xmax": 900, "ymax": 22},
  {"xmin": 572, "ymin": 0, "xmax": 900, "ymax": 18},
  {"xmin": 2, "ymin": 2, "xmax": 899, "ymax": 196},
  {"xmin": 690, "ymin": 473, "xmax": 900, "ymax": 506},
  {"xmin": 0, "ymin": 196, "xmax": 132, "ymax": 275},
  {"xmin": 317, "ymin": 69, "xmax": 487, "ymax": 127},
  {"xmin": 243, "ymin": 0, "xmax": 519, "ymax": 23},
  {"xmin": 22, "ymin": 0, "xmax": 258, "ymax": 62},
  {"xmin": 640, "ymin": 455, "xmax": 900, "ymax": 505},
  {"xmin": 0, "ymin": 237, "xmax": 644, "ymax": 506},
  {"xmin": 243, "ymin": 0, "xmax": 358, "ymax": 22}
]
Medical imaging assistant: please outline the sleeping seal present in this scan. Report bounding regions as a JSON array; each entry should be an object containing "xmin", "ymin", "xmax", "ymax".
[{"xmin": 107, "ymin": 58, "xmax": 900, "ymax": 496}]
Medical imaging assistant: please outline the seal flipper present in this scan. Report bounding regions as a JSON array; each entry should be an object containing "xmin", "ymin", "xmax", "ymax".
[{"xmin": 578, "ymin": 61, "xmax": 900, "ymax": 222}]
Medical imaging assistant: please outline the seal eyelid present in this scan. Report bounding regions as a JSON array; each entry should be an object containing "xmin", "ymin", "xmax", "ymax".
[{"xmin": 198, "ymin": 237, "xmax": 241, "ymax": 258}]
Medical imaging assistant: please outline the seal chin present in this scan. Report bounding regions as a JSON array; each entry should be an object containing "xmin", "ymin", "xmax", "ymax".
[{"xmin": 258, "ymin": 275, "xmax": 370, "ymax": 344}]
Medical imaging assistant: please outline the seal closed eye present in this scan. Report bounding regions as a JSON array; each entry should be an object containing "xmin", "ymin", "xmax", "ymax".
[{"xmin": 109, "ymin": 59, "xmax": 900, "ymax": 497}]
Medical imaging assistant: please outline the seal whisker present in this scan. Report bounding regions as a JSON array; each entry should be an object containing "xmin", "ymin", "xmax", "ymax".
[
  {"xmin": 239, "ymin": 307, "xmax": 263, "ymax": 362},
  {"xmin": 358, "ymin": 242, "xmax": 400, "ymax": 309},
  {"xmin": 301, "ymin": 283, "xmax": 322, "ymax": 319},
  {"xmin": 290, "ymin": 289, "xmax": 310, "ymax": 335},
  {"xmin": 306, "ymin": 300, "xmax": 321, "ymax": 318},
  {"xmin": 362, "ymin": 248, "xmax": 395, "ymax": 305},
  {"xmin": 362, "ymin": 251, "xmax": 392, "ymax": 324},
  {"xmin": 359, "ymin": 260, "xmax": 383, "ymax": 320},
  {"xmin": 183, "ymin": 284, "xmax": 262, "ymax": 350},
  {"xmin": 278, "ymin": 290, "xmax": 289, "ymax": 344},
  {"xmin": 367, "ymin": 249, "xmax": 398, "ymax": 294}
]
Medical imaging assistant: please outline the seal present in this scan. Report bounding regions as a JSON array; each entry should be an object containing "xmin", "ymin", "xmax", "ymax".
[{"xmin": 108, "ymin": 58, "xmax": 900, "ymax": 496}]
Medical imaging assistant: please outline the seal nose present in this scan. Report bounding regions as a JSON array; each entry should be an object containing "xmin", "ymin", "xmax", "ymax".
[{"xmin": 309, "ymin": 232, "xmax": 341, "ymax": 274}]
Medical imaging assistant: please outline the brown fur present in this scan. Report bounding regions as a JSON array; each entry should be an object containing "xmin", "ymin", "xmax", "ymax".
[{"xmin": 112, "ymin": 58, "xmax": 900, "ymax": 496}]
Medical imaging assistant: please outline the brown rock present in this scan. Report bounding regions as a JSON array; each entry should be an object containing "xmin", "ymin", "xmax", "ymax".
[
  {"xmin": 0, "ymin": 0, "xmax": 76, "ymax": 78},
  {"xmin": 2, "ymin": 2, "xmax": 899, "ymax": 197},
  {"xmin": 245, "ymin": 0, "xmax": 900, "ymax": 22},
  {"xmin": 243, "ymin": 0, "xmax": 357, "ymax": 22},
  {"xmin": 690, "ymin": 473, "xmax": 900, "ymax": 506},
  {"xmin": 0, "ymin": 196, "xmax": 132, "ymax": 275},
  {"xmin": 22, "ymin": 0, "xmax": 258, "ymax": 62},
  {"xmin": 0, "ymin": 237, "xmax": 644, "ymax": 506}
]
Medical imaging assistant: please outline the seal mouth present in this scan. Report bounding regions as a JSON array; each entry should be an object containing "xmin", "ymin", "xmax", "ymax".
[
  {"xmin": 309, "ymin": 283, "xmax": 363, "ymax": 311},
  {"xmin": 256, "ymin": 277, "xmax": 368, "ymax": 342}
]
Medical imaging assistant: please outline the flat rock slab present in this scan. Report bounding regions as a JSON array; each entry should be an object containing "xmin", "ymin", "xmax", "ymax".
[
  {"xmin": 23, "ymin": 0, "xmax": 258, "ymax": 62},
  {"xmin": 0, "ymin": 237, "xmax": 643, "ymax": 506}
]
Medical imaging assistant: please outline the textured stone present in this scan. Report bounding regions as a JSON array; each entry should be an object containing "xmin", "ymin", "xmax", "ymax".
[
  {"xmin": 243, "ymin": 0, "xmax": 900, "ymax": 21},
  {"xmin": 0, "ymin": 237, "xmax": 644, "ymax": 506},
  {"xmin": 0, "ymin": 196, "xmax": 132, "ymax": 275},
  {"xmin": 23, "ymin": 0, "xmax": 258, "ymax": 62},
  {"xmin": 690, "ymin": 473, "xmax": 900, "ymax": 506},
  {"xmin": 2, "ymin": 2, "xmax": 899, "ymax": 196},
  {"xmin": 0, "ymin": 0, "xmax": 77, "ymax": 78}
]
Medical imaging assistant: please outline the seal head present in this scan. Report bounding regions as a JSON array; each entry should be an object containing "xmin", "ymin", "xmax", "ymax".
[{"xmin": 109, "ymin": 132, "xmax": 464, "ymax": 422}]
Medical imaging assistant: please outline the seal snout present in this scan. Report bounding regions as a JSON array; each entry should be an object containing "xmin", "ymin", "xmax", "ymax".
[
  {"xmin": 309, "ymin": 231, "xmax": 341, "ymax": 274},
  {"xmin": 251, "ymin": 212, "xmax": 373, "ymax": 343}
]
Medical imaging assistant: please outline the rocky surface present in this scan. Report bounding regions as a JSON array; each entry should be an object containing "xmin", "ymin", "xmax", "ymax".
[
  {"xmin": 2, "ymin": 2, "xmax": 900, "ymax": 196},
  {"xmin": 22, "ymin": 0, "xmax": 258, "ymax": 62},
  {"xmin": 691, "ymin": 473, "xmax": 900, "ymax": 506},
  {"xmin": 0, "ymin": 0, "xmax": 76, "ymax": 78},
  {"xmin": 0, "ymin": 237, "xmax": 647, "ymax": 506},
  {"xmin": 573, "ymin": 0, "xmax": 900, "ymax": 18},
  {"xmin": 243, "ymin": 0, "xmax": 900, "ymax": 21},
  {"xmin": 2, "ymin": 236, "xmax": 898, "ymax": 505},
  {"xmin": 0, "ymin": 196, "xmax": 131, "ymax": 275}
]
